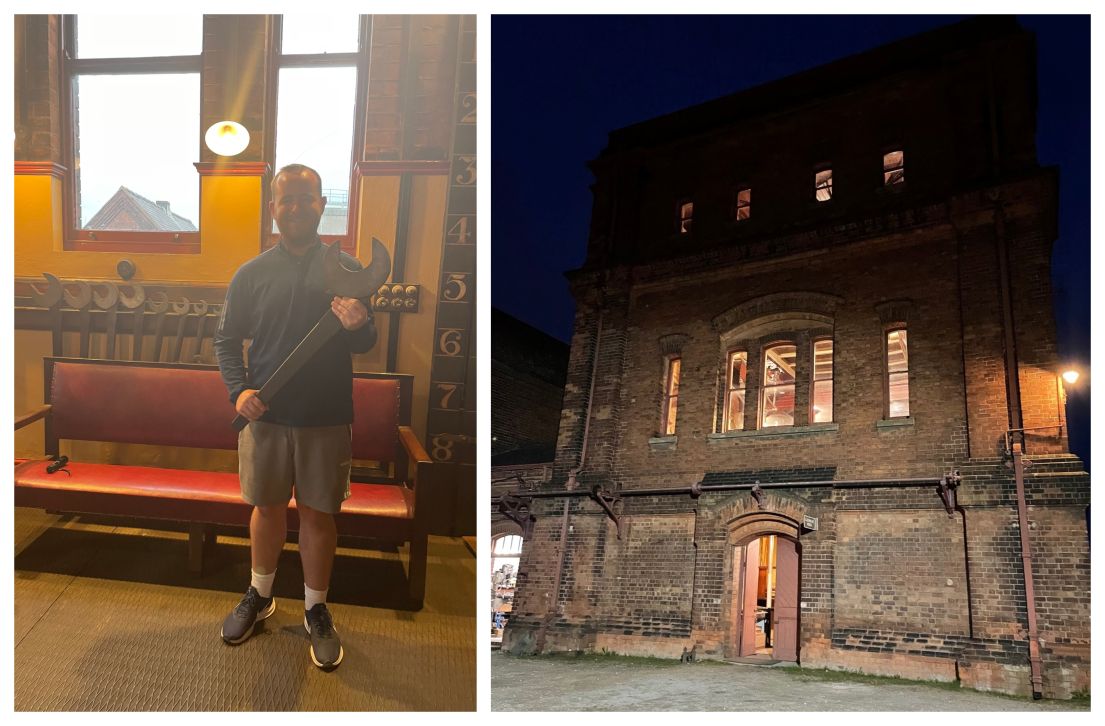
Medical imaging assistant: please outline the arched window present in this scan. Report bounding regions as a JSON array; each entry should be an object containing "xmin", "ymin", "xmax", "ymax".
[{"xmin": 760, "ymin": 343, "xmax": 796, "ymax": 428}]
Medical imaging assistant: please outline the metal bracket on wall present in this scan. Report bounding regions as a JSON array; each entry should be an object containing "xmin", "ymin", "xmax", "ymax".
[
  {"xmin": 591, "ymin": 484, "xmax": 623, "ymax": 539},
  {"xmin": 936, "ymin": 470, "xmax": 962, "ymax": 517},
  {"xmin": 497, "ymin": 493, "xmax": 536, "ymax": 539}
]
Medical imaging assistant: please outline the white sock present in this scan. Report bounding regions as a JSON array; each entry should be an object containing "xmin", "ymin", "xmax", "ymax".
[
  {"xmin": 305, "ymin": 584, "xmax": 328, "ymax": 611},
  {"xmin": 251, "ymin": 568, "xmax": 276, "ymax": 598}
]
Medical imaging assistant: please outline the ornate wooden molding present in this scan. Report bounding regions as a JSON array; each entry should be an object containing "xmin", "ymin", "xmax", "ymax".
[
  {"xmin": 193, "ymin": 161, "xmax": 271, "ymax": 177},
  {"xmin": 15, "ymin": 161, "xmax": 67, "ymax": 179}
]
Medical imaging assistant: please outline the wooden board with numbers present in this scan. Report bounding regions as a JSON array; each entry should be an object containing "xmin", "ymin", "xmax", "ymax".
[{"xmin": 425, "ymin": 15, "xmax": 477, "ymax": 471}]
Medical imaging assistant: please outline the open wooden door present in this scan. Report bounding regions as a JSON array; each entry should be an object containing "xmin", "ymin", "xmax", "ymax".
[
  {"xmin": 773, "ymin": 537, "xmax": 799, "ymax": 661},
  {"xmin": 737, "ymin": 538, "xmax": 760, "ymax": 657}
]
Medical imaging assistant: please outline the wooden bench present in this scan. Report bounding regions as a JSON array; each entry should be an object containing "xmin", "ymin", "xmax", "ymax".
[{"xmin": 15, "ymin": 357, "xmax": 432, "ymax": 608}]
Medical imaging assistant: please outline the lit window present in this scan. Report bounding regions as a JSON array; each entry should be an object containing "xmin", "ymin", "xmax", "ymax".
[
  {"xmin": 725, "ymin": 351, "xmax": 748, "ymax": 431},
  {"xmin": 887, "ymin": 329, "xmax": 909, "ymax": 417},
  {"xmin": 271, "ymin": 15, "xmax": 365, "ymax": 242},
  {"xmin": 679, "ymin": 201, "xmax": 694, "ymax": 234},
  {"xmin": 662, "ymin": 356, "xmax": 681, "ymax": 435},
  {"xmin": 735, "ymin": 187, "xmax": 751, "ymax": 221},
  {"xmin": 883, "ymin": 150, "xmax": 905, "ymax": 186},
  {"xmin": 761, "ymin": 344, "xmax": 796, "ymax": 428},
  {"xmin": 811, "ymin": 339, "xmax": 833, "ymax": 423},
  {"xmin": 815, "ymin": 168, "xmax": 833, "ymax": 202},
  {"xmin": 65, "ymin": 16, "xmax": 203, "ymax": 245}
]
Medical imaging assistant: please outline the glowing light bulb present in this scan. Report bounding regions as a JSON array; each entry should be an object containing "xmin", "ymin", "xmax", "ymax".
[
  {"xmin": 1062, "ymin": 370, "xmax": 1079, "ymax": 385},
  {"xmin": 204, "ymin": 121, "xmax": 250, "ymax": 157}
]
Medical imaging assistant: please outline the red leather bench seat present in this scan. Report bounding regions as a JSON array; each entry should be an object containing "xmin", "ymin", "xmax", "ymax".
[{"xmin": 14, "ymin": 460, "xmax": 414, "ymax": 523}]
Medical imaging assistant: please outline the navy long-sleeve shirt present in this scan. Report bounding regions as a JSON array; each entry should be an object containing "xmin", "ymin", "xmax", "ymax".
[{"xmin": 215, "ymin": 239, "xmax": 377, "ymax": 426}]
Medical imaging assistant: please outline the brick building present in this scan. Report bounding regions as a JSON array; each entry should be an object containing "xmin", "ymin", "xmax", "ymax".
[{"xmin": 497, "ymin": 17, "xmax": 1089, "ymax": 699}]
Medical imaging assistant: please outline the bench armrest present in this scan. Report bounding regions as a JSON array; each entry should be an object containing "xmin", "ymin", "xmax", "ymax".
[
  {"xmin": 15, "ymin": 404, "xmax": 51, "ymax": 431},
  {"xmin": 399, "ymin": 426, "xmax": 431, "ymax": 465}
]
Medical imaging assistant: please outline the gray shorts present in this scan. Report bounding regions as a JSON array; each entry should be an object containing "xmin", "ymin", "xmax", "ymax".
[{"xmin": 238, "ymin": 421, "xmax": 352, "ymax": 514}]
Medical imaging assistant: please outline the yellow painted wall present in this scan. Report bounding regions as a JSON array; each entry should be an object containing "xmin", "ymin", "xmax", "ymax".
[{"xmin": 15, "ymin": 174, "xmax": 263, "ymax": 284}]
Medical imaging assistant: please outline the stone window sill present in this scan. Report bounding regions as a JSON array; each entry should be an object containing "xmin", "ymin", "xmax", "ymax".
[
  {"xmin": 707, "ymin": 423, "xmax": 839, "ymax": 441},
  {"xmin": 876, "ymin": 417, "xmax": 915, "ymax": 430},
  {"xmin": 648, "ymin": 435, "xmax": 678, "ymax": 451}
]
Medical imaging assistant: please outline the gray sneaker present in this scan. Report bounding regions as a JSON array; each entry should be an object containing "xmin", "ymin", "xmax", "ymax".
[
  {"xmin": 304, "ymin": 603, "xmax": 344, "ymax": 670},
  {"xmin": 221, "ymin": 586, "xmax": 276, "ymax": 644}
]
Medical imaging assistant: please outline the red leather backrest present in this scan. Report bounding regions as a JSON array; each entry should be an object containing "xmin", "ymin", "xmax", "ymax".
[
  {"xmin": 351, "ymin": 377, "xmax": 400, "ymax": 462},
  {"xmin": 50, "ymin": 362, "xmax": 240, "ymax": 450},
  {"xmin": 49, "ymin": 362, "xmax": 401, "ymax": 461}
]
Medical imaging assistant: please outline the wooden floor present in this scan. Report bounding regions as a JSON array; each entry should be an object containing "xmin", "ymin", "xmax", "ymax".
[{"xmin": 15, "ymin": 507, "xmax": 476, "ymax": 711}]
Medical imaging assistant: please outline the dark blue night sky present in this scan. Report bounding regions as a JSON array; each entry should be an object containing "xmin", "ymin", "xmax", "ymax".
[{"xmin": 492, "ymin": 15, "xmax": 1090, "ymax": 468}]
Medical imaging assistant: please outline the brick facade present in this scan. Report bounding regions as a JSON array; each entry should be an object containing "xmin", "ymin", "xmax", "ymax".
[{"xmin": 500, "ymin": 18, "xmax": 1089, "ymax": 700}]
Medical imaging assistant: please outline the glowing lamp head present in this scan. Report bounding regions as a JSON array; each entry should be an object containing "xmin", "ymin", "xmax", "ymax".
[
  {"xmin": 1062, "ymin": 370, "xmax": 1080, "ymax": 385},
  {"xmin": 204, "ymin": 121, "xmax": 250, "ymax": 157}
]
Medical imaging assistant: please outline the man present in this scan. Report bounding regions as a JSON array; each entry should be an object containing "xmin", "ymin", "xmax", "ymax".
[{"xmin": 214, "ymin": 163, "xmax": 376, "ymax": 671}]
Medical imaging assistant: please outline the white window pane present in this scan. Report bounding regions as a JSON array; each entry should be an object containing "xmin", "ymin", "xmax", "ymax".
[
  {"xmin": 281, "ymin": 14, "xmax": 360, "ymax": 54},
  {"xmin": 887, "ymin": 330, "xmax": 909, "ymax": 373},
  {"xmin": 762, "ymin": 384, "xmax": 795, "ymax": 427},
  {"xmin": 665, "ymin": 397, "xmax": 679, "ymax": 435},
  {"xmin": 75, "ymin": 73, "xmax": 200, "ymax": 229},
  {"xmin": 727, "ymin": 390, "xmax": 746, "ymax": 431},
  {"xmin": 274, "ymin": 66, "xmax": 357, "ymax": 234},
  {"xmin": 813, "ymin": 340, "xmax": 833, "ymax": 380},
  {"xmin": 889, "ymin": 372, "xmax": 910, "ymax": 417},
  {"xmin": 764, "ymin": 345, "xmax": 796, "ymax": 386},
  {"xmin": 812, "ymin": 380, "xmax": 833, "ymax": 423},
  {"xmin": 730, "ymin": 352, "xmax": 747, "ymax": 388},
  {"xmin": 75, "ymin": 15, "xmax": 203, "ymax": 58}
]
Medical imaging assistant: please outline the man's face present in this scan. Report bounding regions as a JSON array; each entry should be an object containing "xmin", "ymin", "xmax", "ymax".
[{"xmin": 270, "ymin": 171, "xmax": 326, "ymax": 244}]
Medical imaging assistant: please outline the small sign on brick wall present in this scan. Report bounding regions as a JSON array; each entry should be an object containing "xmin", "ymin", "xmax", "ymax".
[{"xmin": 803, "ymin": 515, "xmax": 819, "ymax": 531}]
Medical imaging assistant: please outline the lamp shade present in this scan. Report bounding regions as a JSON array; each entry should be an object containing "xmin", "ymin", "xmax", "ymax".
[
  {"xmin": 1062, "ymin": 370, "xmax": 1080, "ymax": 385},
  {"xmin": 204, "ymin": 121, "xmax": 250, "ymax": 157}
]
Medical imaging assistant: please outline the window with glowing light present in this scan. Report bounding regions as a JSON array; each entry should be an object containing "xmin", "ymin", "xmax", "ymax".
[
  {"xmin": 662, "ymin": 356, "xmax": 682, "ymax": 436},
  {"xmin": 724, "ymin": 351, "xmax": 748, "ymax": 431},
  {"xmin": 735, "ymin": 187, "xmax": 751, "ymax": 221},
  {"xmin": 887, "ymin": 328, "xmax": 910, "ymax": 417},
  {"xmin": 883, "ymin": 150, "xmax": 905, "ymax": 186},
  {"xmin": 811, "ymin": 339, "xmax": 834, "ymax": 423},
  {"xmin": 815, "ymin": 168, "xmax": 833, "ymax": 202},
  {"xmin": 678, "ymin": 201, "xmax": 694, "ymax": 234},
  {"xmin": 760, "ymin": 344, "xmax": 797, "ymax": 428}
]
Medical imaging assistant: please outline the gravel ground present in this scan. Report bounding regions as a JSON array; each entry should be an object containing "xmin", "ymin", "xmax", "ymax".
[{"xmin": 491, "ymin": 651, "xmax": 1088, "ymax": 712}]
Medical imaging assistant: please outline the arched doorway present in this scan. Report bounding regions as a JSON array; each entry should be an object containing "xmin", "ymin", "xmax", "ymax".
[
  {"xmin": 726, "ymin": 513, "xmax": 802, "ymax": 662},
  {"xmin": 491, "ymin": 533, "xmax": 524, "ymax": 645}
]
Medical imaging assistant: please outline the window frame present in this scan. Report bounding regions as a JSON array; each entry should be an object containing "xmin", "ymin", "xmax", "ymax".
[
  {"xmin": 661, "ymin": 355, "xmax": 682, "ymax": 436},
  {"xmin": 723, "ymin": 350, "xmax": 749, "ymax": 432},
  {"xmin": 262, "ymin": 14, "xmax": 371, "ymax": 255},
  {"xmin": 810, "ymin": 337, "xmax": 834, "ymax": 424},
  {"xmin": 60, "ymin": 16, "xmax": 204, "ymax": 253},
  {"xmin": 885, "ymin": 326, "xmax": 910, "ymax": 419}
]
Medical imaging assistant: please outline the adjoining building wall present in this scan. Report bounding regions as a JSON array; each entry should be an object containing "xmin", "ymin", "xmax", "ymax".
[{"xmin": 503, "ymin": 18, "xmax": 1089, "ymax": 700}]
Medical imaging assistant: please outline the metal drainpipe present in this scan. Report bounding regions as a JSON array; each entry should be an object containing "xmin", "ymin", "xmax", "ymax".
[
  {"xmin": 535, "ymin": 305, "xmax": 604, "ymax": 653},
  {"xmin": 993, "ymin": 192, "xmax": 1044, "ymax": 697},
  {"xmin": 1012, "ymin": 443, "xmax": 1044, "ymax": 699}
]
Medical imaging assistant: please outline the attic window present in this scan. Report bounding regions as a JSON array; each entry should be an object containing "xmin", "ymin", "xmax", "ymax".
[
  {"xmin": 883, "ymin": 150, "xmax": 905, "ymax": 186},
  {"xmin": 735, "ymin": 187, "xmax": 751, "ymax": 221},
  {"xmin": 679, "ymin": 201, "xmax": 694, "ymax": 234},
  {"xmin": 814, "ymin": 168, "xmax": 833, "ymax": 202}
]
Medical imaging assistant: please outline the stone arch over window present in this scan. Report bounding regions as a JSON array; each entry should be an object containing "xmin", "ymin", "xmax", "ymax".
[{"xmin": 711, "ymin": 292, "xmax": 842, "ymax": 432}]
